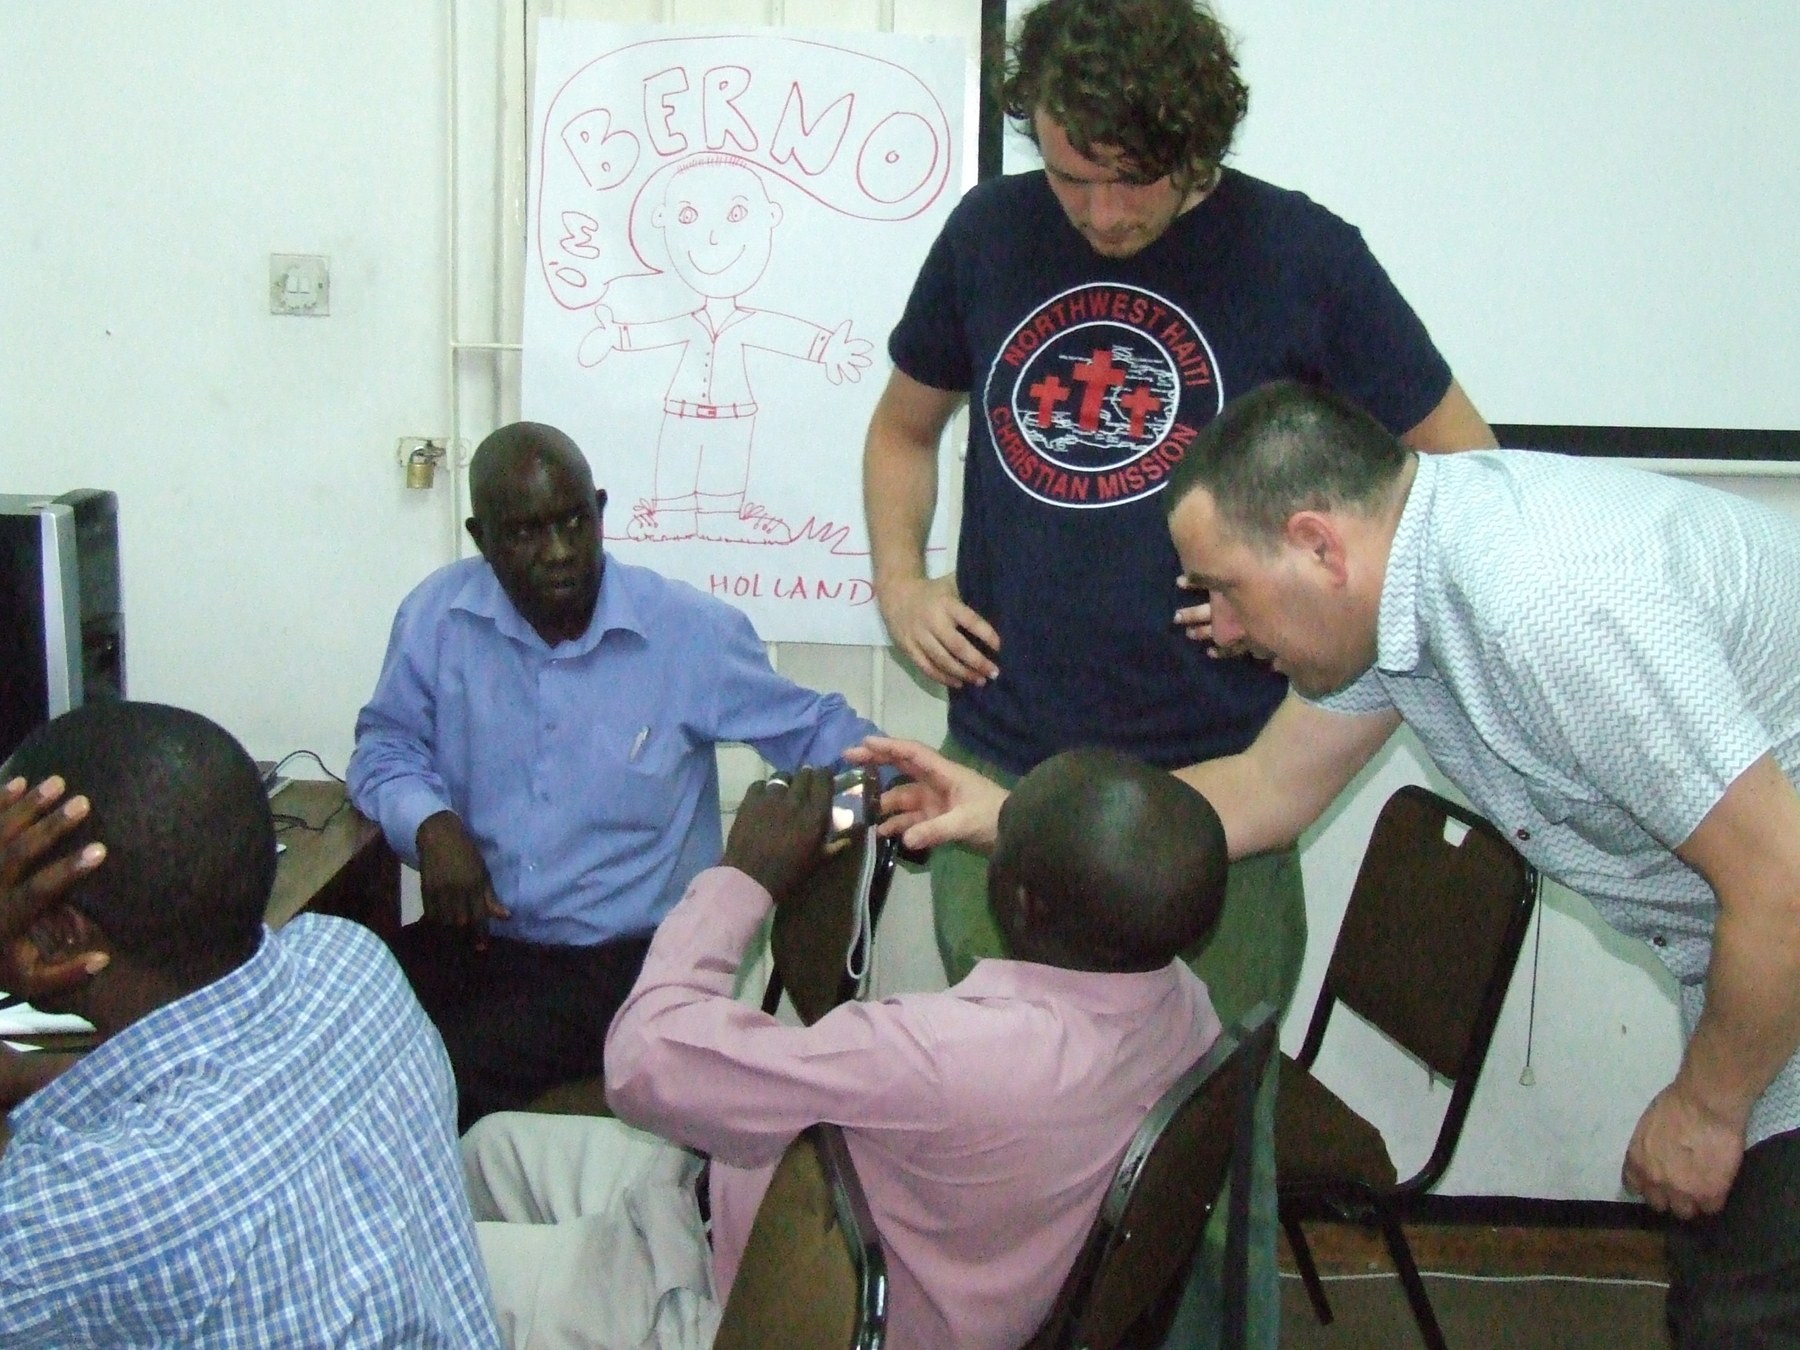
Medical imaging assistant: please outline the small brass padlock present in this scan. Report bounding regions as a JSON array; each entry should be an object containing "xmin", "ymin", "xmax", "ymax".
[{"xmin": 405, "ymin": 443, "xmax": 446, "ymax": 490}]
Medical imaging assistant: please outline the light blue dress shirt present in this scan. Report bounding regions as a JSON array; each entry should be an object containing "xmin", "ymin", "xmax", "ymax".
[
  {"xmin": 348, "ymin": 552, "xmax": 879, "ymax": 946},
  {"xmin": 0, "ymin": 916, "xmax": 500, "ymax": 1347}
]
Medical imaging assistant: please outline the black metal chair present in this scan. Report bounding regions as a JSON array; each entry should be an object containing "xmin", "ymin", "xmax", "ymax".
[
  {"xmin": 1025, "ymin": 1003, "xmax": 1279, "ymax": 1350},
  {"xmin": 1277, "ymin": 784, "xmax": 1537, "ymax": 1350},
  {"xmin": 713, "ymin": 1121, "xmax": 888, "ymax": 1350},
  {"xmin": 763, "ymin": 828, "xmax": 899, "ymax": 1025}
]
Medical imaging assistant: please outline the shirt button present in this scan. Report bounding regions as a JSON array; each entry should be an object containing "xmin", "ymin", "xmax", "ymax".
[
  {"xmin": 1652, "ymin": 933, "xmax": 1668, "ymax": 947},
  {"xmin": 1515, "ymin": 828, "xmax": 1531, "ymax": 842}
]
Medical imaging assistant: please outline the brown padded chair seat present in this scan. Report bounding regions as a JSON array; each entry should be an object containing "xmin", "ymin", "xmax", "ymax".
[
  {"xmin": 524, "ymin": 1076, "xmax": 609, "ymax": 1117},
  {"xmin": 713, "ymin": 1123, "xmax": 886, "ymax": 1350},
  {"xmin": 1274, "ymin": 1053, "xmax": 1397, "ymax": 1193}
]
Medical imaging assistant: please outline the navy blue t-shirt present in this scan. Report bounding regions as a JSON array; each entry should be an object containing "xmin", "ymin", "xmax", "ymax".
[{"xmin": 888, "ymin": 168, "xmax": 1452, "ymax": 775}]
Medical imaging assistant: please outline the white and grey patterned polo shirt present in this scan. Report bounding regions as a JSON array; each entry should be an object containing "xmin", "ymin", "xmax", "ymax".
[{"xmin": 1317, "ymin": 449, "xmax": 1800, "ymax": 1144}]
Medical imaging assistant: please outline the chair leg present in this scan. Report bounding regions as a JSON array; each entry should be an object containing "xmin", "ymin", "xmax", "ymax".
[
  {"xmin": 1281, "ymin": 1216, "xmax": 1334, "ymax": 1326},
  {"xmin": 1377, "ymin": 1212, "xmax": 1448, "ymax": 1350}
]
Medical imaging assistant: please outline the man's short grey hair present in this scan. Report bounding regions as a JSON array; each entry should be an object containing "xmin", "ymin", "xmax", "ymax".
[{"xmin": 1165, "ymin": 379, "xmax": 1410, "ymax": 546}]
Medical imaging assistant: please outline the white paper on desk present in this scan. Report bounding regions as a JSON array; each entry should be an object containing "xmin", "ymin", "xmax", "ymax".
[
  {"xmin": 4, "ymin": 1040, "xmax": 42, "ymax": 1053},
  {"xmin": 0, "ymin": 1000, "xmax": 95, "ymax": 1036}
]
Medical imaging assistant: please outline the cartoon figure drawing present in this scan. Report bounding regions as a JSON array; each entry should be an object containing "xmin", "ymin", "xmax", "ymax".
[{"xmin": 577, "ymin": 153, "xmax": 874, "ymax": 543}]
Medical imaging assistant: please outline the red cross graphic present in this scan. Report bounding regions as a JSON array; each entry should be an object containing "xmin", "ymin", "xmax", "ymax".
[
  {"xmin": 1071, "ymin": 349, "xmax": 1127, "ymax": 430},
  {"xmin": 1117, "ymin": 382, "xmax": 1164, "ymax": 439},
  {"xmin": 1028, "ymin": 373, "xmax": 1071, "ymax": 428}
]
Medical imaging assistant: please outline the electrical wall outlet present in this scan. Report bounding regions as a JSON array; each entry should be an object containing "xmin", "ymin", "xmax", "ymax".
[{"xmin": 269, "ymin": 254, "xmax": 330, "ymax": 316}]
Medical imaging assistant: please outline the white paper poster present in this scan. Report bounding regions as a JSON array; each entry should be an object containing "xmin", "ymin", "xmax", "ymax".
[{"xmin": 523, "ymin": 23, "xmax": 968, "ymax": 644}]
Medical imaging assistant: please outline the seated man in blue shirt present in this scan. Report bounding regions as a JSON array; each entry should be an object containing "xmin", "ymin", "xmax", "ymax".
[
  {"xmin": 349, "ymin": 421, "xmax": 880, "ymax": 1128},
  {"xmin": 0, "ymin": 700, "xmax": 499, "ymax": 1346}
]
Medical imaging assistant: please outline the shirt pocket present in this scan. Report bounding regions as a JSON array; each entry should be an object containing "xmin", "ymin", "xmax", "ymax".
[
  {"xmin": 601, "ymin": 722, "xmax": 691, "ymax": 830},
  {"xmin": 1522, "ymin": 776, "xmax": 1648, "ymax": 858},
  {"xmin": 1521, "ymin": 777, "xmax": 1576, "ymax": 827}
]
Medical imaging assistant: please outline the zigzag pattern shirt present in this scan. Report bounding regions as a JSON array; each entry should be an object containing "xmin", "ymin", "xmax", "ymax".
[{"xmin": 1319, "ymin": 449, "xmax": 1800, "ymax": 1144}]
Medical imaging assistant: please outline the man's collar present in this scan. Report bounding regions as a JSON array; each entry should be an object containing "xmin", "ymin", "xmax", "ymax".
[
  {"xmin": 454, "ymin": 551, "xmax": 646, "ymax": 655},
  {"xmin": 954, "ymin": 955, "xmax": 1191, "ymax": 1014},
  {"xmin": 8, "ymin": 927, "xmax": 282, "ymax": 1136},
  {"xmin": 1373, "ymin": 453, "xmax": 1437, "ymax": 675}
]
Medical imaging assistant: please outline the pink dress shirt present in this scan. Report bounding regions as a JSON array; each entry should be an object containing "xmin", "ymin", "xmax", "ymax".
[{"xmin": 605, "ymin": 865, "xmax": 1221, "ymax": 1350}]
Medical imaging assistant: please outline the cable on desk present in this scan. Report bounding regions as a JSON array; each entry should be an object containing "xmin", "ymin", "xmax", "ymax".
[
  {"xmin": 266, "ymin": 750, "xmax": 345, "ymax": 785},
  {"xmin": 266, "ymin": 750, "xmax": 351, "ymax": 836},
  {"xmin": 273, "ymin": 797, "xmax": 351, "ymax": 836}
]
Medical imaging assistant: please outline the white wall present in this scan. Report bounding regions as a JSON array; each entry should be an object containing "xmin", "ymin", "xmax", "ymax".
[
  {"xmin": 8, "ymin": 1, "xmax": 1797, "ymax": 1201},
  {"xmin": 1223, "ymin": 1, "xmax": 1800, "ymax": 429},
  {"xmin": 1, "ymin": 1, "xmax": 453, "ymax": 775}
]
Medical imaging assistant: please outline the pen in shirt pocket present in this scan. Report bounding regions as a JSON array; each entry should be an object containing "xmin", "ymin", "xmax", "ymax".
[{"xmin": 629, "ymin": 726, "xmax": 651, "ymax": 762}]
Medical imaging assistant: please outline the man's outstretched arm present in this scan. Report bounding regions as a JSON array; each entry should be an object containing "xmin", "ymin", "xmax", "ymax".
[
  {"xmin": 1173, "ymin": 695, "xmax": 1401, "ymax": 859},
  {"xmin": 851, "ymin": 694, "xmax": 1399, "ymax": 860}
]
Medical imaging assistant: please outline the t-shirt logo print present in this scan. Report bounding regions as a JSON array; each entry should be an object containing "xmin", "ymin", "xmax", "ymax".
[{"xmin": 983, "ymin": 283, "xmax": 1223, "ymax": 509}]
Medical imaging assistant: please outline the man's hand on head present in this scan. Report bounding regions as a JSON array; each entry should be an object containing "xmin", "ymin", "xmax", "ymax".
[
  {"xmin": 725, "ymin": 767, "xmax": 832, "ymax": 901},
  {"xmin": 0, "ymin": 775, "xmax": 109, "ymax": 997},
  {"xmin": 0, "ymin": 777, "xmax": 107, "ymax": 964},
  {"xmin": 415, "ymin": 811, "xmax": 510, "ymax": 949}
]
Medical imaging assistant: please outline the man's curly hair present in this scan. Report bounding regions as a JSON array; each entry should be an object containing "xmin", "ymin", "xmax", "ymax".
[{"xmin": 1001, "ymin": 0, "xmax": 1249, "ymax": 188}]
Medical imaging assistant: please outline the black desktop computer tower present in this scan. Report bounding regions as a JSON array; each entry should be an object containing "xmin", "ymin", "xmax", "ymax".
[{"xmin": 0, "ymin": 491, "xmax": 125, "ymax": 761}]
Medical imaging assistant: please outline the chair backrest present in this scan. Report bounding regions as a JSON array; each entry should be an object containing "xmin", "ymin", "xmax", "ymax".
[
  {"xmin": 521, "ymin": 823, "xmax": 895, "ymax": 1118},
  {"xmin": 765, "ymin": 828, "xmax": 898, "ymax": 1025},
  {"xmin": 1027, "ymin": 1004, "xmax": 1279, "ymax": 1350},
  {"xmin": 714, "ymin": 1122, "xmax": 888, "ymax": 1350},
  {"xmin": 1296, "ymin": 784, "xmax": 1537, "ymax": 1193}
]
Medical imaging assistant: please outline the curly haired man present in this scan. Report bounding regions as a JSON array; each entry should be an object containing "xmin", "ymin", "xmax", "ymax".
[{"xmin": 861, "ymin": 2, "xmax": 1495, "ymax": 1344}]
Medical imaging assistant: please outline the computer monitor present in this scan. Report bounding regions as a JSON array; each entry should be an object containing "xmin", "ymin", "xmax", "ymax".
[{"xmin": 0, "ymin": 490, "xmax": 125, "ymax": 761}]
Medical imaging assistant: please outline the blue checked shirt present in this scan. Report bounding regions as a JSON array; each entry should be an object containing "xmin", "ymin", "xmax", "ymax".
[
  {"xmin": 0, "ymin": 915, "xmax": 500, "ymax": 1347},
  {"xmin": 1318, "ymin": 450, "xmax": 1800, "ymax": 1145}
]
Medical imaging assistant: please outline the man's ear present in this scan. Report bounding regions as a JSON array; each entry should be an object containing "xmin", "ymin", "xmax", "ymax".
[
  {"xmin": 9, "ymin": 906, "xmax": 108, "ymax": 1000},
  {"xmin": 1007, "ymin": 879, "xmax": 1045, "ymax": 941},
  {"xmin": 595, "ymin": 488, "xmax": 608, "ymax": 521},
  {"xmin": 465, "ymin": 516, "xmax": 486, "ymax": 557},
  {"xmin": 1285, "ymin": 511, "xmax": 1349, "ymax": 586}
]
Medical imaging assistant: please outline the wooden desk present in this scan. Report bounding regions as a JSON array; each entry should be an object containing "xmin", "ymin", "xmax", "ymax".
[{"xmin": 269, "ymin": 780, "xmax": 400, "ymax": 937}]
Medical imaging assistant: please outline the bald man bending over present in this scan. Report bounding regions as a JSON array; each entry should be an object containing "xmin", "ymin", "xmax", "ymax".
[{"xmin": 463, "ymin": 750, "xmax": 1232, "ymax": 1350}]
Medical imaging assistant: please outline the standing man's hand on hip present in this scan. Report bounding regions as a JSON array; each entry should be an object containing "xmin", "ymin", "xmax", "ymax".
[{"xmin": 876, "ymin": 573, "xmax": 1001, "ymax": 690}]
